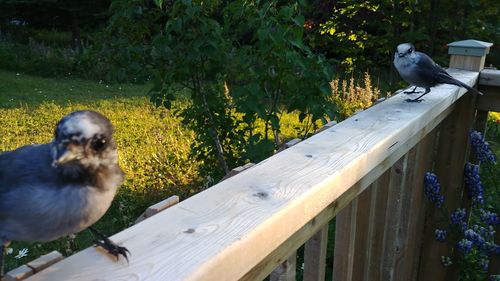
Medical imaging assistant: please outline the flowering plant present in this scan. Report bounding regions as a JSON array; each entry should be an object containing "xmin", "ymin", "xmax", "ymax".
[{"xmin": 424, "ymin": 131, "xmax": 499, "ymax": 281}]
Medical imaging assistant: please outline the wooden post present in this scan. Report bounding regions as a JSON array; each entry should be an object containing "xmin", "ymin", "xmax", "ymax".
[{"xmin": 447, "ymin": 39, "xmax": 493, "ymax": 72}]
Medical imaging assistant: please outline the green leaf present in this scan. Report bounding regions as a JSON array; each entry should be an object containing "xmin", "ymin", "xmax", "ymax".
[
  {"xmin": 269, "ymin": 114, "xmax": 280, "ymax": 129},
  {"xmin": 292, "ymin": 15, "xmax": 305, "ymax": 27},
  {"xmin": 153, "ymin": 0, "xmax": 163, "ymax": 8},
  {"xmin": 289, "ymin": 39, "xmax": 306, "ymax": 50}
]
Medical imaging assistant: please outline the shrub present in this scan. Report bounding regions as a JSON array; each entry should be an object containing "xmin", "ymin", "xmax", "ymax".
[{"xmin": 329, "ymin": 72, "xmax": 384, "ymax": 119}]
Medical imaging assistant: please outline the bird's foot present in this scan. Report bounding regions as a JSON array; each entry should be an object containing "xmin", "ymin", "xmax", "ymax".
[
  {"xmin": 403, "ymin": 86, "xmax": 420, "ymax": 95},
  {"xmin": 95, "ymin": 236, "xmax": 130, "ymax": 263},
  {"xmin": 403, "ymin": 90, "xmax": 422, "ymax": 95},
  {"xmin": 405, "ymin": 98, "xmax": 424, "ymax": 103}
]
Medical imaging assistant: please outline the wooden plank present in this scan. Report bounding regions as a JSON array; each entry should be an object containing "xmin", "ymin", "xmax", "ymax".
[
  {"xmin": 474, "ymin": 110, "xmax": 488, "ymax": 134},
  {"xmin": 25, "ymin": 70, "xmax": 478, "ymax": 281},
  {"xmin": 220, "ymin": 163, "xmax": 256, "ymax": 181},
  {"xmin": 363, "ymin": 171, "xmax": 391, "ymax": 281},
  {"xmin": 388, "ymin": 130, "xmax": 438, "ymax": 281},
  {"xmin": 303, "ymin": 225, "xmax": 328, "ymax": 281},
  {"xmin": 333, "ymin": 199, "xmax": 357, "ymax": 281},
  {"xmin": 479, "ymin": 68, "xmax": 500, "ymax": 87},
  {"xmin": 489, "ymin": 231, "xmax": 500, "ymax": 276},
  {"xmin": 417, "ymin": 93, "xmax": 477, "ymax": 281},
  {"xmin": 397, "ymin": 131, "xmax": 438, "ymax": 280},
  {"xmin": 26, "ymin": 251, "xmax": 64, "ymax": 273},
  {"xmin": 476, "ymin": 86, "xmax": 500, "ymax": 112},
  {"xmin": 380, "ymin": 152, "xmax": 409, "ymax": 281},
  {"xmin": 135, "ymin": 195, "xmax": 180, "ymax": 224},
  {"xmin": 4, "ymin": 265, "xmax": 33, "ymax": 281},
  {"xmin": 270, "ymin": 253, "xmax": 297, "ymax": 281},
  {"xmin": 350, "ymin": 186, "xmax": 372, "ymax": 281}
]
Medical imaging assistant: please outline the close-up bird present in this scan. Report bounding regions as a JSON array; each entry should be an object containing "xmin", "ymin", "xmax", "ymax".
[
  {"xmin": 393, "ymin": 43, "xmax": 483, "ymax": 102},
  {"xmin": 0, "ymin": 110, "xmax": 129, "ymax": 277}
]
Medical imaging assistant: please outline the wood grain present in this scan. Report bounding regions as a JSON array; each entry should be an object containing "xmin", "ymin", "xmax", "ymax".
[{"xmin": 25, "ymin": 70, "xmax": 479, "ymax": 281}]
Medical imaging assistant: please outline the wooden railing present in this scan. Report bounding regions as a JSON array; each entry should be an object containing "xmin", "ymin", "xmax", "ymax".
[{"xmin": 21, "ymin": 40, "xmax": 496, "ymax": 281}]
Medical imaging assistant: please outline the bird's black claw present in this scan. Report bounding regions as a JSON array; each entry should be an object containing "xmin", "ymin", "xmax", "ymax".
[
  {"xmin": 405, "ymin": 98, "xmax": 424, "ymax": 103},
  {"xmin": 95, "ymin": 237, "xmax": 130, "ymax": 263}
]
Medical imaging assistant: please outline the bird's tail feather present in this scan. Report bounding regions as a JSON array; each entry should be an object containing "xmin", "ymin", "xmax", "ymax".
[{"xmin": 438, "ymin": 73, "xmax": 483, "ymax": 95}]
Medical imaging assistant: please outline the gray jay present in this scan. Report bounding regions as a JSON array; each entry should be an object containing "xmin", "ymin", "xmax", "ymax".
[
  {"xmin": 0, "ymin": 110, "xmax": 129, "ymax": 276},
  {"xmin": 393, "ymin": 43, "xmax": 482, "ymax": 102}
]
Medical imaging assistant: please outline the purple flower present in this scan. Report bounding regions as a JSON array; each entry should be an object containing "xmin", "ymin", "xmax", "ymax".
[
  {"xmin": 480, "ymin": 210, "xmax": 500, "ymax": 226},
  {"xmin": 435, "ymin": 229, "xmax": 447, "ymax": 242},
  {"xmin": 450, "ymin": 208, "xmax": 467, "ymax": 225},
  {"xmin": 473, "ymin": 224, "xmax": 495, "ymax": 239},
  {"xmin": 464, "ymin": 229, "xmax": 486, "ymax": 249},
  {"xmin": 469, "ymin": 131, "xmax": 497, "ymax": 163},
  {"xmin": 483, "ymin": 242, "xmax": 500, "ymax": 255},
  {"xmin": 424, "ymin": 172, "xmax": 445, "ymax": 208},
  {"xmin": 464, "ymin": 163, "xmax": 484, "ymax": 204},
  {"xmin": 457, "ymin": 239, "xmax": 473, "ymax": 254}
]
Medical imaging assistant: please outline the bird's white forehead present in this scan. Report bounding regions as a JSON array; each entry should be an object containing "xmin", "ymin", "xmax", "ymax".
[
  {"xmin": 60, "ymin": 113, "xmax": 101, "ymax": 139},
  {"xmin": 397, "ymin": 43, "xmax": 413, "ymax": 53}
]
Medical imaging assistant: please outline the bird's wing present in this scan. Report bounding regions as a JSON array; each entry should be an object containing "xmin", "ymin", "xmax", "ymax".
[
  {"xmin": 0, "ymin": 144, "xmax": 57, "ymax": 194},
  {"xmin": 414, "ymin": 52, "xmax": 447, "ymax": 86},
  {"xmin": 416, "ymin": 52, "xmax": 483, "ymax": 95},
  {"xmin": 0, "ymin": 144, "xmax": 58, "ymax": 220}
]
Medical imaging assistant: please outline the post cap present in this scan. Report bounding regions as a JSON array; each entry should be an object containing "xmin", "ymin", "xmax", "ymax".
[{"xmin": 447, "ymin": 39, "xmax": 493, "ymax": 57}]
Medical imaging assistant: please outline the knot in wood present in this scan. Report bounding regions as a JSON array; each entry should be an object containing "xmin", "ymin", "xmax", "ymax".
[
  {"xmin": 184, "ymin": 228, "xmax": 195, "ymax": 234},
  {"xmin": 253, "ymin": 191, "xmax": 268, "ymax": 199}
]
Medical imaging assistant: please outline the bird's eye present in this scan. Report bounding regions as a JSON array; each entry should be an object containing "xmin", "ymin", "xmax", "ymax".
[
  {"xmin": 408, "ymin": 48, "xmax": 413, "ymax": 53},
  {"xmin": 91, "ymin": 135, "xmax": 107, "ymax": 151}
]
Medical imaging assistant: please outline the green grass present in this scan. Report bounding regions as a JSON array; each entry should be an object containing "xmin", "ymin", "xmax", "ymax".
[
  {"xmin": 0, "ymin": 70, "xmax": 147, "ymax": 107},
  {"xmin": 0, "ymin": 70, "xmax": 202, "ymax": 271}
]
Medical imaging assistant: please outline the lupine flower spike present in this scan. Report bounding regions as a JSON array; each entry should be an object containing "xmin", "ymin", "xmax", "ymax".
[
  {"xmin": 469, "ymin": 131, "xmax": 497, "ymax": 163},
  {"xmin": 424, "ymin": 172, "xmax": 445, "ymax": 208},
  {"xmin": 464, "ymin": 163, "xmax": 485, "ymax": 204}
]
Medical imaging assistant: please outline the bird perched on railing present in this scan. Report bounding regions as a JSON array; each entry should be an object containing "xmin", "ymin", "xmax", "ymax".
[
  {"xmin": 0, "ymin": 110, "xmax": 129, "ymax": 277},
  {"xmin": 393, "ymin": 43, "xmax": 483, "ymax": 102}
]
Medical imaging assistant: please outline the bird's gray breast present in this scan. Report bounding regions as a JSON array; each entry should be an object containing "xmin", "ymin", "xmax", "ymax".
[{"xmin": 394, "ymin": 55, "xmax": 427, "ymax": 87}]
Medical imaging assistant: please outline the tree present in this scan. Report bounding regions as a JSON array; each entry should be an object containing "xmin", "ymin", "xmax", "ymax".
[
  {"xmin": 148, "ymin": 0, "xmax": 337, "ymax": 178},
  {"xmin": 0, "ymin": 0, "xmax": 111, "ymax": 50}
]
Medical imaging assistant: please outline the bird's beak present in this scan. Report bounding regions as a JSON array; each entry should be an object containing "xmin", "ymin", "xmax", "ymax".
[
  {"xmin": 52, "ymin": 144, "xmax": 83, "ymax": 167},
  {"xmin": 397, "ymin": 52, "xmax": 405, "ymax": 58}
]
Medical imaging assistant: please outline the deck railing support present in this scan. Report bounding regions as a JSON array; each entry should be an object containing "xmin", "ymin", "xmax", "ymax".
[{"xmin": 333, "ymin": 39, "xmax": 491, "ymax": 281}]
